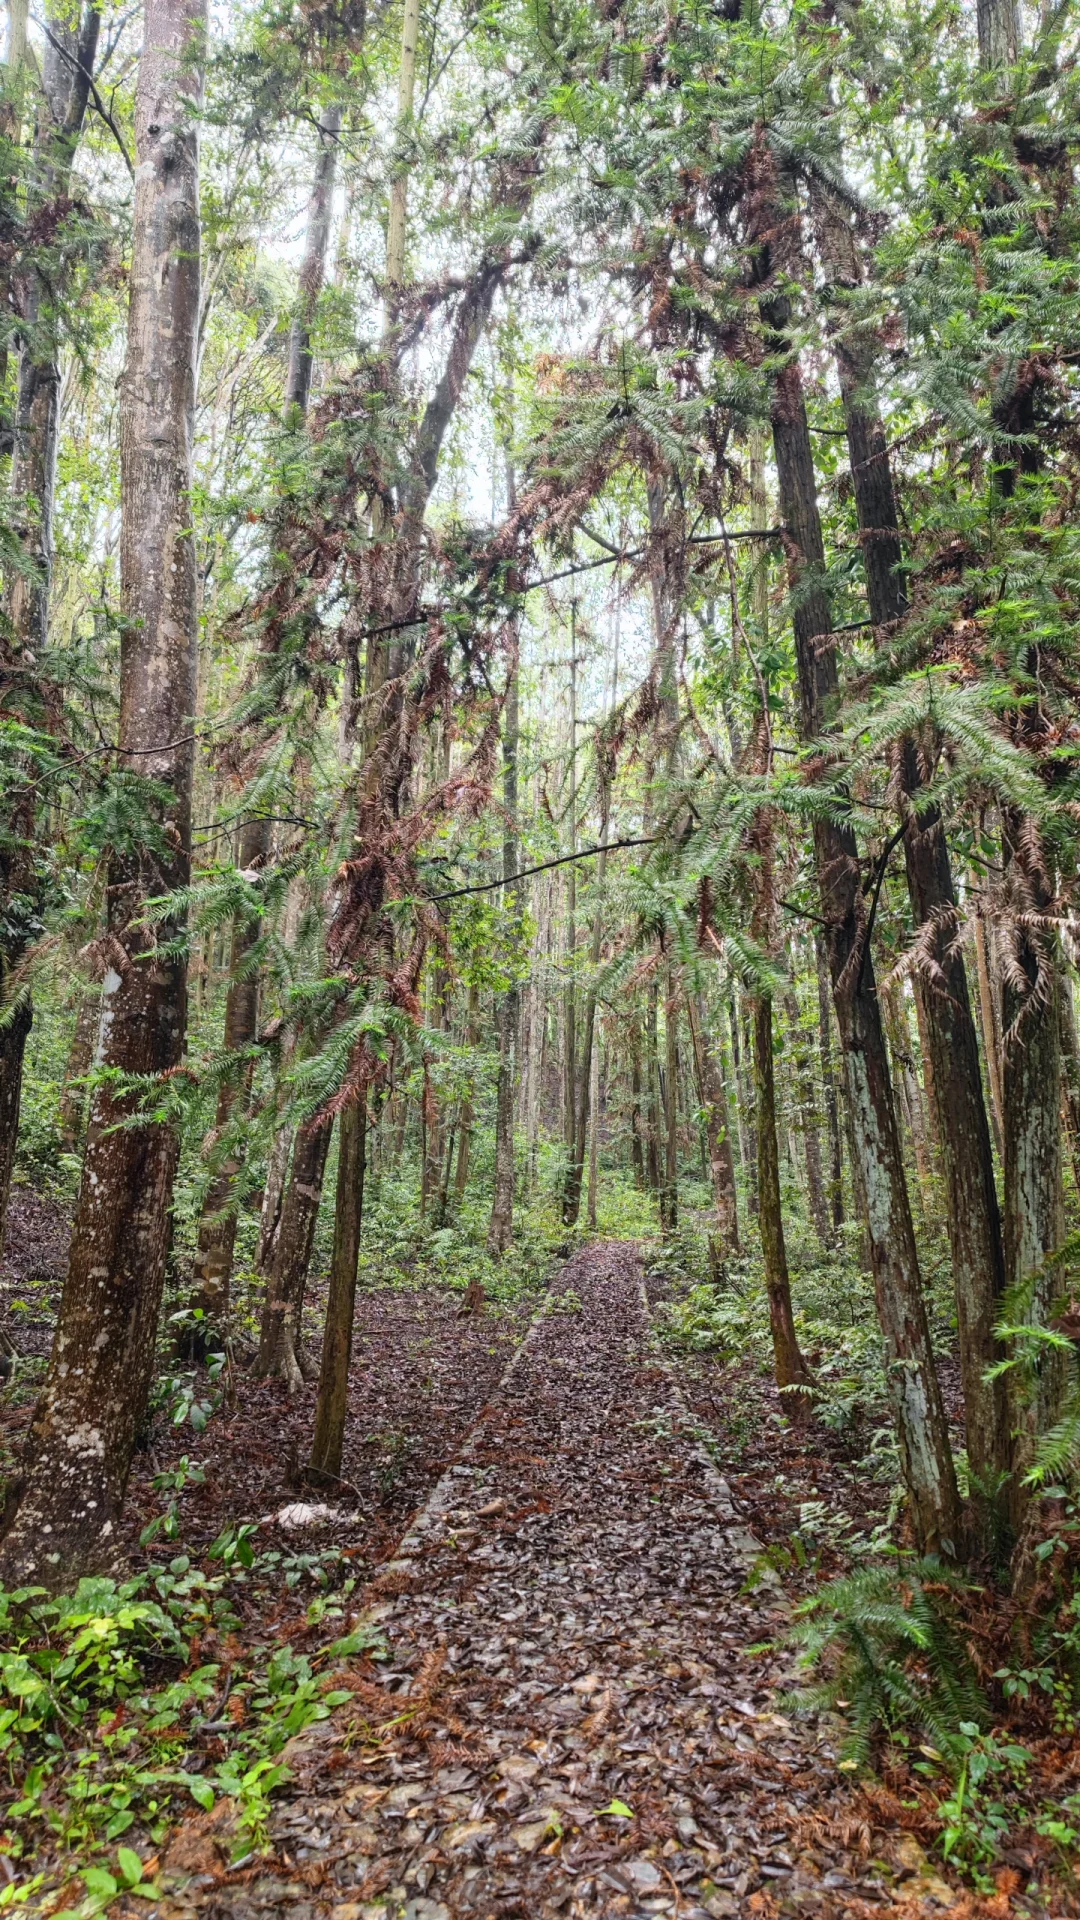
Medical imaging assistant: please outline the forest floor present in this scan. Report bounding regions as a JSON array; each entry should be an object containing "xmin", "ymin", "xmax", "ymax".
[
  {"xmin": 148, "ymin": 1241, "xmax": 1015, "ymax": 1920},
  {"xmin": 0, "ymin": 1211, "xmax": 1061, "ymax": 1919}
]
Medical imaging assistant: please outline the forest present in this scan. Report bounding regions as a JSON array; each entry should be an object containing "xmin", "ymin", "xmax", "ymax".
[{"xmin": 1, "ymin": 0, "xmax": 1080, "ymax": 1908}]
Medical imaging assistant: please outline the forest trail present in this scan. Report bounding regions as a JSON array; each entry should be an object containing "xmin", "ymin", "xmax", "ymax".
[{"xmin": 162, "ymin": 1245, "xmax": 959, "ymax": 1920}]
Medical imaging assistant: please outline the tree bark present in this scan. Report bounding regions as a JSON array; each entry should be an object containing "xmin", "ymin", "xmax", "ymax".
[
  {"xmin": 814, "ymin": 933, "xmax": 844, "ymax": 1229},
  {"xmin": 754, "ymin": 996, "xmax": 813, "ymax": 1417},
  {"xmin": 686, "ymin": 988, "xmax": 739, "ymax": 1252},
  {"xmin": 309, "ymin": 1099, "xmax": 366, "ymax": 1479},
  {"xmin": 58, "ymin": 985, "xmax": 101, "ymax": 1152},
  {"xmin": 489, "ymin": 646, "xmax": 521, "ymax": 1255},
  {"xmin": 0, "ymin": 0, "xmax": 204, "ymax": 1586},
  {"xmin": 816, "ymin": 179, "xmax": 1004, "ymax": 1547},
  {"xmin": 1059, "ymin": 977, "xmax": 1080, "ymax": 1203},
  {"xmin": 191, "ymin": 115, "xmax": 341, "ymax": 1327},
  {"xmin": 783, "ymin": 988, "xmax": 831, "ymax": 1250},
  {"xmin": 659, "ymin": 970, "xmax": 679, "ymax": 1233},
  {"xmin": 760, "ymin": 233, "xmax": 960, "ymax": 1552},
  {"xmin": 0, "ymin": 0, "xmax": 101, "ymax": 1257},
  {"xmin": 1001, "ymin": 811, "xmax": 1065, "ymax": 1526},
  {"xmin": 256, "ymin": 1118, "xmax": 333, "ymax": 1391},
  {"xmin": 629, "ymin": 1021, "xmax": 645, "ymax": 1187}
]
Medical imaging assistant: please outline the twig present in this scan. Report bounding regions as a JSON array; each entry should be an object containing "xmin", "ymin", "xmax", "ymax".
[{"xmin": 425, "ymin": 836, "xmax": 656, "ymax": 902}]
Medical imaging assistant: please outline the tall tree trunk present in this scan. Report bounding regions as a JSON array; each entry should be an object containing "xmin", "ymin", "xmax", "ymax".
[
  {"xmin": 1001, "ymin": 813, "xmax": 1065, "ymax": 1530},
  {"xmin": 816, "ymin": 180, "xmax": 1004, "ymax": 1548},
  {"xmin": 563, "ymin": 756, "xmax": 609, "ymax": 1227},
  {"xmin": 256, "ymin": 1118, "xmax": 333, "ymax": 1392},
  {"xmin": 759, "ymin": 226, "xmax": 960, "ymax": 1552},
  {"xmin": 309, "ymin": 1099, "xmax": 366, "ymax": 1479},
  {"xmin": 0, "ymin": 0, "xmax": 204, "ymax": 1585},
  {"xmin": 754, "ymin": 996, "xmax": 813, "ymax": 1417},
  {"xmin": 659, "ymin": 970, "xmax": 679, "ymax": 1233},
  {"xmin": 586, "ymin": 1042, "xmax": 600, "ymax": 1230},
  {"xmin": 454, "ymin": 979, "xmax": 480, "ymax": 1200},
  {"xmin": 629, "ymin": 1020, "xmax": 645, "ymax": 1187},
  {"xmin": 191, "ymin": 110, "xmax": 341, "ymax": 1326},
  {"xmin": 814, "ymin": 933, "xmax": 844, "ymax": 1229},
  {"xmin": 644, "ymin": 981, "xmax": 662, "ymax": 1194},
  {"xmin": 488, "ymin": 646, "xmax": 521, "ymax": 1254},
  {"xmin": 562, "ymin": 643, "xmax": 577, "ymax": 1171},
  {"xmin": 783, "ymin": 989, "xmax": 831, "ymax": 1250},
  {"xmin": 732, "ymin": 994, "xmax": 757, "ymax": 1214},
  {"xmin": 686, "ymin": 989, "xmax": 740, "ymax": 1252},
  {"xmin": 974, "ymin": 909, "xmax": 1005, "ymax": 1157},
  {"xmin": 1059, "ymin": 977, "xmax": 1080, "ymax": 1202},
  {"xmin": 0, "ymin": 0, "xmax": 100, "ymax": 1258},
  {"xmin": 58, "ymin": 984, "xmax": 101, "ymax": 1151}
]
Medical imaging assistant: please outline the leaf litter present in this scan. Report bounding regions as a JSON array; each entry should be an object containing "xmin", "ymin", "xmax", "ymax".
[{"xmin": 155, "ymin": 1243, "xmax": 1018, "ymax": 1920}]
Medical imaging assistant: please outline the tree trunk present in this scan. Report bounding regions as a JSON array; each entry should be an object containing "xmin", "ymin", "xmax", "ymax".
[
  {"xmin": 816, "ymin": 180, "xmax": 1000, "ymax": 1548},
  {"xmin": 733, "ymin": 994, "xmax": 757, "ymax": 1214},
  {"xmin": 256, "ymin": 1118, "xmax": 333, "ymax": 1391},
  {"xmin": 644, "ymin": 982, "xmax": 662, "ymax": 1194},
  {"xmin": 974, "ymin": 909, "xmax": 1005, "ymax": 1156},
  {"xmin": 309, "ymin": 1100, "xmax": 366, "ymax": 1480},
  {"xmin": 488, "ymin": 647, "xmax": 521, "ymax": 1255},
  {"xmin": 762, "ymin": 252, "xmax": 960, "ymax": 1553},
  {"xmin": 454, "ymin": 980, "xmax": 480, "ymax": 1200},
  {"xmin": 659, "ymin": 976, "xmax": 678, "ymax": 1232},
  {"xmin": 1059, "ymin": 978, "xmax": 1080, "ymax": 1202},
  {"xmin": 563, "ymin": 757, "xmax": 608, "ymax": 1228},
  {"xmin": 783, "ymin": 989, "xmax": 831, "ymax": 1250},
  {"xmin": 754, "ymin": 996, "xmax": 813, "ymax": 1418},
  {"xmin": 814, "ymin": 933, "xmax": 844, "ymax": 1229},
  {"xmin": 686, "ymin": 988, "xmax": 740, "ymax": 1252},
  {"xmin": 191, "ymin": 113, "xmax": 340, "ymax": 1322},
  {"xmin": 0, "ymin": 0, "xmax": 204, "ymax": 1586},
  {"xmin": 0, "ymin": 0, "xmax": 101, "ymax": 1257},
  {"xmin": 586, "ymin": 1042, "xmax": 600, "ymax": 1230},
  {"xmin": 57, "ymin": 985, "xmax": 101, "ymax": 1152},
  {"xmin": 629, "ymin": 1021, "xmax": 645, "ymax": 1187},
  {"xmin": 1001, "ymin": 811, "xmax": 1065, "ymax": 1527}
]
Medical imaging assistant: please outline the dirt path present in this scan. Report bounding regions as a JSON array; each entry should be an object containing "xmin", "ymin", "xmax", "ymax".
[{"xmin": 164, "ymin": 1244, "xmax": 959, "ymax": 1920}]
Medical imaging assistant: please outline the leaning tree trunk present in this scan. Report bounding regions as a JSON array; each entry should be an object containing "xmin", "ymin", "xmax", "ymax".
[
  {"xmin": 0, "ymin": 0, "xmax": 204, "ymax": 1586},
  {"xmin": 754, "ymin": 996, "xmax": 813, "ymax": 1417},
  {"xmin": 0, "ymin": 0, "xmax": 100, "ymax": 1261},
  {"xmin": 190, "ymin": 107, "xmax": 341, "ymax": 1330},
  {"xmin": 759, "ymin": 228, "xmax": 960, "ymax": 1552}
]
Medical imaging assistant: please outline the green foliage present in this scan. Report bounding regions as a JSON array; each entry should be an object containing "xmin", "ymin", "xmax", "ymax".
[
  {"xmin": 0, "ymin": 1565, "xmax": 387, "ymax": 1880},
  {"xmin": 785, "ymin": 1558, "xmax": 989, "ymax": 1774}
]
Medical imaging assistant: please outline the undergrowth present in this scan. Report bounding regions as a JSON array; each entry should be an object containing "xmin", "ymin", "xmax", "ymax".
[{"xmin": 0, "ymin": 1559, "xmax": 387, "ymax": 1912}]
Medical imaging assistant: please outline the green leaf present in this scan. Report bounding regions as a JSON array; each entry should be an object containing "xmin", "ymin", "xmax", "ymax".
[
  {"xmin": 597, "ymin": 1799, "xmax": 633, "ymax": 1818},
  {"xmin": 117, "ymin": 1847, "xmax": 144, "ymax": 1886},
  {"xmin": 187, "ymin": 1777, "xmax": 215, "ymax": 1811}
]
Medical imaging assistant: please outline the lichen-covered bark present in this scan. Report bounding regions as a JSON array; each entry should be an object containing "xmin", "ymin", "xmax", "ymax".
[{"xmin": 0, "ymin": 0, "xmax": 204, "ymax": 1587}]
